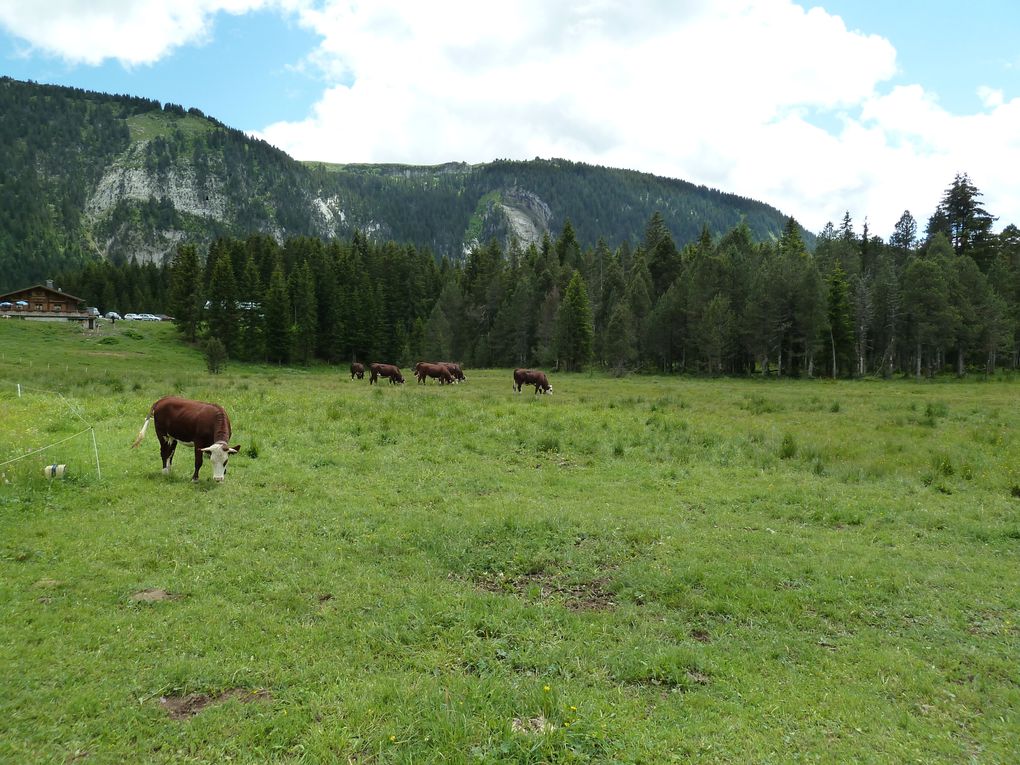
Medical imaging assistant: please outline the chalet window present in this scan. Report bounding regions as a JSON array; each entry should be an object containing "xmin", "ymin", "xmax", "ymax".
[
  {"xmin": 52, "ymin": 304, "xmax": 62, "ymax": 313},
  {"xmin": 35, "ymin": 303, "xmax": 44, "ymax": 311}
]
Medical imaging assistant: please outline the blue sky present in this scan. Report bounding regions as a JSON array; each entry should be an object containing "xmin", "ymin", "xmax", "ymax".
[
  {"xmin": 0, "ymin": 9, "xmax": 323, "ymax": 128},
  {"xmin": 819, "ymin": 1, "xmax": 1018, "ymax": 113},
  {"xmin": 0, "ymin": 1, "xmax": 1017, "ymax": 236}
]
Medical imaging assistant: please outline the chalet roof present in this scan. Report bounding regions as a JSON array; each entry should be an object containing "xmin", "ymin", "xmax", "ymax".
[{"xmin": 0, "ymin": 283, "xmax": 86, "ymax": 303}]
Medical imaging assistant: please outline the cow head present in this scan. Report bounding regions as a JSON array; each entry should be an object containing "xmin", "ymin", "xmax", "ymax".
[
  {"xmin": 545, "ymin": 385, "xmax": 553, "ymax": 395},
  {"xmin": 202, "ymin": 442, "xmax": 240, "ymax": 481}
]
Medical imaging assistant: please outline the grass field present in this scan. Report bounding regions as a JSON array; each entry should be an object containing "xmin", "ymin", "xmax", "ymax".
[{"xmin": 1, "ymin": 319, "xmax": 1018, "ymax": 763}]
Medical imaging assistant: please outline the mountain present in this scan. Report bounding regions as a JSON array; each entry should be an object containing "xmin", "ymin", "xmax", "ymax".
[{"xmin": 0, "ymin": 76, "xmax": 810, "ymax": 289}]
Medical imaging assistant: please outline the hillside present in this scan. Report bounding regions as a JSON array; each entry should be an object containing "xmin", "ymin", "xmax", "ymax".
[{"xmin": 0, "ymin": 77, "xmax": 808, "ymax": 289}]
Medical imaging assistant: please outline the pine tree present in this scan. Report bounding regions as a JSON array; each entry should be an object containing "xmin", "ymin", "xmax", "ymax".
[
  {"xmin": 206, "ymin": 249, "xmax": 238, "ymax": 356},
  {"xmin": 290, "ymin": 260, "xmax": 317, "ymax": 365},
  {"xmin": 826, "ymin": 262, "xmax": 854, "ymax": 377},
  {"xmin": 903, "ymin": 244, "xmax": 953, "ymax": 377},
  {"xmin": 237, "ymin": 254, "xmax": 264, "ymax": 362},
  {"xmin": 699, "ymin": 294, "xmax": 735, "ymax": 375},
  {"xmin": 555, "ymin": 270, "xmax": 594, "ymax": 371},
  {"xmin": 889, "ymin": 210, "xmax": 917, "ymax": 252},
  {"xmin": 643, "ymin": 211, "xmax": 681, "ymax": 296},
  {"xmin": 263, "ymin": 261, "xmax": 291, "ymax": 364},
  {"xmin": 422, "ymin": 299, "xmax": 452, "ymax": 360},
  {"xmin": 938, "ymin": 173, "xmax": 996, "ymax": 265},
  {"xmin": 168, "ymin": 243, "xmax": 202, "ymax": 342}
]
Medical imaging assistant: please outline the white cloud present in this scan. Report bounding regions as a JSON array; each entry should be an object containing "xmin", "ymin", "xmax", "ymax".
[
  {"xmin": 0, "ymin": 0, "xmax": 289, "ymax": 66},
  {"xmin": 978, "ymin": 85, "xmax": 1004, "ymax": 109},
  {"xmin": 256, "ymin": 0, "xmax": 1020, "ymax": 235},
  {"xmin": 2, "ymin": 0, "xmax": 1017, "ymax": 235}
]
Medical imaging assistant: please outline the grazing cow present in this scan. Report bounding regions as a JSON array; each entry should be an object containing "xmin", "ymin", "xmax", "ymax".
[
  {"xmin": 415, "ymin": 362, "xmax": 455, "ymax": 385},
  {"xmin": 513, "ymin": 368, "xmax": 553, "ymax": 395},
  {"xmin": 131, "ymin": 396, "xmax": 240, "ymax": 482},
  {"xmin": 350, "ymin": 362, "xmax": 365, "ymax": 380},
  {"xmin": 440, "ymin": 362, "xmax": 466, "ymax": 383},
  {"xmin": 369, "ymin": 362, "xmax": 405, "ymax": 385}
]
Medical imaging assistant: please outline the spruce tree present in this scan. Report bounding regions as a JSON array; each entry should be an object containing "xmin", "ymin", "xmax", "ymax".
[
  {"xmin": 238, "ymin": 254, "xmax": 264, "ymax": 362},
  {"xmin": 555, "ymin": 270, "xmax": 594, "ymax": 371},
  {"xmin": 290, "ymin": 260, "xmax": 317, "ymax": 365},
  {"xmin": 206, "ymin": 249, "xmax": 238, "ymax": 356},
  {"xmin": 264, "ymin": 262, "xmax": 291, "ymax": 364},
  {"xmin": 168, "ymin": 243, "xmax": 202, "ymax": 342},
  {"xmin": 826, "ymin": 262, "xmax": 854, "ymax": 377}
]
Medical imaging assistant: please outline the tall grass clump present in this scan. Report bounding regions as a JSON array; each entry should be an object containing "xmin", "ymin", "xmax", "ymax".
[{"xmin": 779, "ymin": 432, "xmax": 797, "ymax": 459}]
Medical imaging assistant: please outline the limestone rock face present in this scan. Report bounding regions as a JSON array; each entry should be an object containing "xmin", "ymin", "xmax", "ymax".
[
  {"xmin": 85, "ymin": 142, "xmax": 228, "ymax": 225},
  {"xmin": 498, "ymin": 187, "xmax": 553, "ymax": 247}
]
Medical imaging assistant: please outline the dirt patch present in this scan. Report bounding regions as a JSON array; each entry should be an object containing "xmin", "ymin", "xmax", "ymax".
[
  {"xmin": 159, "ymin": 688, "xmax": 271, "ymax": 720},
  {"xmin": 690, "ymin": 628, "xmax": 711, "ymax": 643},
  {"xmin": 476, "ymin": 571, "xmax": 616, "ymax": 611},
  {"xmin": 33, "ymin": 578, "xmax": 63, "ymax": 589},
  {"xmin": 511, "ymin": 715, "xmax": 556, "ymax": 735},
  {"xmin": 130, "ymin": 588, "xmax": 180, "ymax": 602}
]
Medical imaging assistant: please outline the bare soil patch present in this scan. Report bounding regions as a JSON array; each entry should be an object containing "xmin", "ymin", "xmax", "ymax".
[
  {"xmin": 690, "ymin": 627, "xmax": 711, "ymax": 643},
  {"xmin": 130, "ymin": 588, "xmax": 179, "ymax": 602},
  {"xmin": 159, "ymin": 688, "xmax": 271, "ymax": 720},
  {"xmin": 476, "ymin": 571, "xmax": 616, "ymax": 611}
]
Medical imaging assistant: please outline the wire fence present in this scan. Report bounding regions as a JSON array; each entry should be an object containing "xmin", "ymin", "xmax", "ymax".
[{"xmin": 0, "ymin": 382, "xmax": 102, "ymax": 480}]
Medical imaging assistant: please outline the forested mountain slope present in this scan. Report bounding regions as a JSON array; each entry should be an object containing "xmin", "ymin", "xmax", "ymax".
[{"xmin": 0, "ymin": 76, "xmax": 806, "ymax": 289}]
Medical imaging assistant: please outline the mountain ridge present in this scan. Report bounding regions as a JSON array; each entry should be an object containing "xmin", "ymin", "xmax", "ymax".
[{"xmin": 0, "ymin": 76, "xmax": 810, "ymax": 289}]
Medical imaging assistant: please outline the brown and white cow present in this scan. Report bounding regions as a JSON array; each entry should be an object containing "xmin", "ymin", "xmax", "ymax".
[
  {"xmin": 415, "ymin": 361, "xmax": 455, "ymax": 385},
  {"xmin": 369, "ymin": 362, "xmax": 405, "ymax": 385},
  {"xmin": 131, "ymin": 396, "xmax": 240, "ymax": 482},
  {"xmin": 513, "ymin": 368, "xmax": 553, "ymax": 395},
  {"xmin": 440, "ymin": 362, "xmax": 466, "ymax": 383},
  {"xmin": 350, "ymin": 362, "xmax": 365, "ymax": 380}
]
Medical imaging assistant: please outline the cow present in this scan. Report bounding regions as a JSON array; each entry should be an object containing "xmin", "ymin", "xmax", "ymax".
[
  {"xmin": 513, "ymin": 368, "xmax": 553, "ymax": 395},
  {"xmin": 440, "ymin": 362, "xmax": 466, "ymax": 383},
  {"xmin": 369, "ymin": 362, "xmax": 405, "ymax": 385},
  {"xmin": 350, "ymin": 362, "xmax": 365, "ymax": 380},
  {"xmin": 131, "ymin": 396, "xmax": 240, "ymax": 482},
  {"xmin": 415, "ymin": 361, "xmax": 455, "ymax": 385}
]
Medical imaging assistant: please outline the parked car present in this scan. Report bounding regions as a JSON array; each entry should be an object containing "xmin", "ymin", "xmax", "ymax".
[
  {"xmin": 124, "ymin": 313, "xmax": 140, "ymax": 320},
  {"xmin": 104, "ymin": 311, "xmax": 122, "ymax": 320},
  {"xmin": 139, "ymin": 313, "xmax": 161, "ymax": 321}
]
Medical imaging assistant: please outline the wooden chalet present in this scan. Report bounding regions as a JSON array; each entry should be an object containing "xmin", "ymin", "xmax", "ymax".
[{"xmin": 0, "ymin": 281, "xmax": 96, "ymax": 329}]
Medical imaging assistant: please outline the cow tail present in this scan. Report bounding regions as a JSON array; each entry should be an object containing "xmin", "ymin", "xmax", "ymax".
[{"xmin": 131, "ymin": 408, "xmax": 153, "ymax": 448}]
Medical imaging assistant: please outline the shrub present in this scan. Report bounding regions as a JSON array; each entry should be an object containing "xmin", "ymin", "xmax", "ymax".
[{"xmin": 203, "ymin": 337, "xmax": 227, "ymax": 374}]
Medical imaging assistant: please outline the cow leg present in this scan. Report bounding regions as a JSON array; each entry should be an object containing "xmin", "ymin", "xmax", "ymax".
[
  {"xmin": 160, "ymin": 436, "xmax": 177, "ymax": 475},
  {"xmin": 192, "ymin": 448, "xmax": 203, "ymax": 482}
]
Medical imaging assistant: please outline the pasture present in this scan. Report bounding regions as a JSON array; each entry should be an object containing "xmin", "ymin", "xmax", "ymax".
[{"xmin": 1, "ymin": 320, "xmax": 1018, "ymax": 763}]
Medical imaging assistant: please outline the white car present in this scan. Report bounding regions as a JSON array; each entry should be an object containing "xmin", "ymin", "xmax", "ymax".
[
  {"xmin": 124, "ymin": 313, "xmax": 140, "ymax": 320},
  {"xmin": 104, "ymin": 311, "xmax": 122, "ymax": 320}
]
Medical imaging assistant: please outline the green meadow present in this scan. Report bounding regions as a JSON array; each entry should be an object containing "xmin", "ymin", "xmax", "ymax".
[{"xmin": 1, "ymin": 320, "xmax": 1018, "ymax": 764}]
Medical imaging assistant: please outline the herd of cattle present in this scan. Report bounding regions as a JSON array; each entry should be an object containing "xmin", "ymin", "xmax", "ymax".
[{"xmin": 133, "ymin": 364, "xmax": 552, "ymax": 482}]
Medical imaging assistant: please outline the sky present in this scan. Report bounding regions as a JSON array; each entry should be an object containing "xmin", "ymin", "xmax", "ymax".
[{"xmin": 0, "ymin": 0, "xmax": 1017, "ymax": 239}]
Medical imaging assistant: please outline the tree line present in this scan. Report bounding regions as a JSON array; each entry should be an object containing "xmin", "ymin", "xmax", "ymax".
[{"xmin": 54, "ymin": 173, "xmax": 1020, "ymax": 378}]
